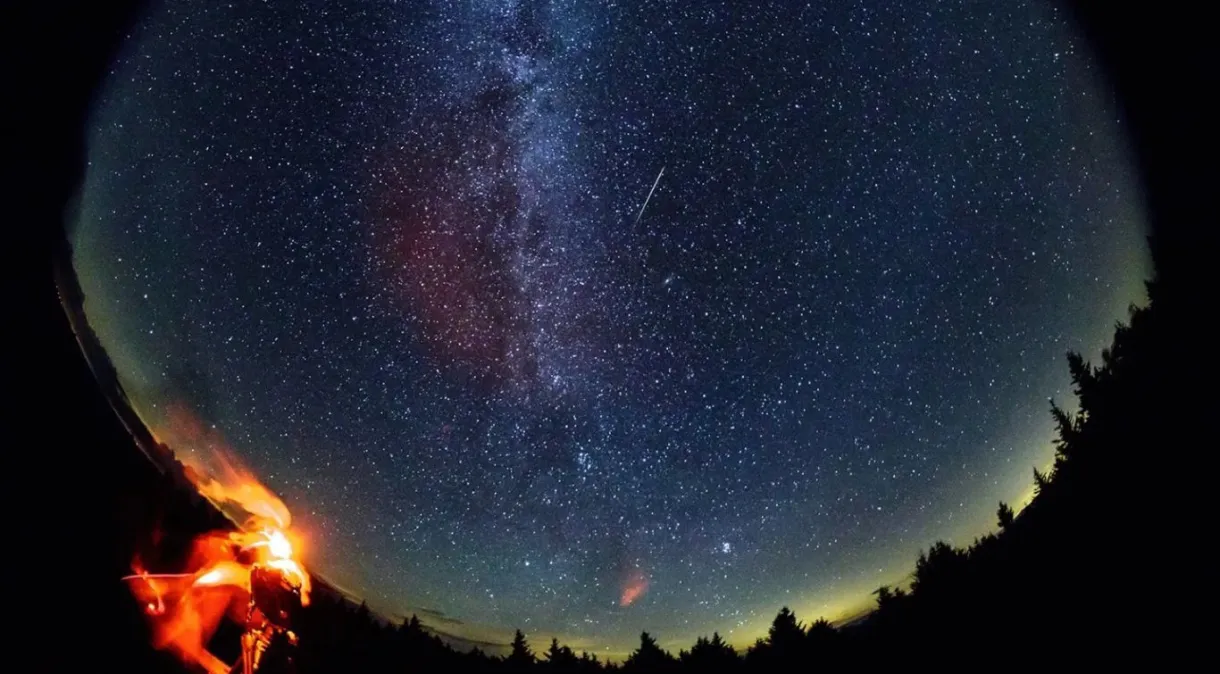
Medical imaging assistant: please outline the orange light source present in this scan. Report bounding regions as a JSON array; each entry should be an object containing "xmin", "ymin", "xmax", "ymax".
[{"xmin": 125, "ymin": 447, "xmax": 311, "ymax": 673}]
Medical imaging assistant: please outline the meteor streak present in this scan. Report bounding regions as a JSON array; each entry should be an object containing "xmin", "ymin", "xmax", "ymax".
[{"xmin": 633, "ymin": 167, "xmax": 665, "ymax": 226}]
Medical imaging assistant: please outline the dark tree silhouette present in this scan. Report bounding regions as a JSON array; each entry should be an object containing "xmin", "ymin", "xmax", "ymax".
[
  {"xmin": 996, "ymin": 502, "xmax": 1015, "ymax": 530},
  {"xmin": 576, "ymin": 651, "xmax": 602, "ymax": 674},
  {"xmin": 1032, "ymin": 466, "xmax": 1050, "ymax": 495},
  {"xmin": 680, "ymin": 632, "xmax": 738, "ymax": 671},
  {"xmin": 874, "ymin": 585, "xmax": 906, "ymax": 610},
  {"xmin": 505, "ymin": 629, "xmax": 536, "ymax": 672},
  {"xmin": 806, "ymin": 618, "xmax": 834, "ymax": 640},
  {"xmin": 544, "ymin": 637, "xmax": 579, "ymax": 672},
  {"xmin": 911, "ymin": 541, "xmax": 966, "ymax": 595},
  {"xmin": 803, "ymin": 618, "xmax": 844, "ymax": 666},
  {"xmin": 767, "ymin": 607, "xmax": 804, "ymax": 651},
  {"xmin": 623, "ymin": 632, "xmax": 676, "ymax": 673}
]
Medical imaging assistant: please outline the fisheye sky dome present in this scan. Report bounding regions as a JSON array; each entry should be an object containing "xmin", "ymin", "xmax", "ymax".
[{"xmin": 73, "ymin": 0, "xmax": 1147, "ymax": 655}]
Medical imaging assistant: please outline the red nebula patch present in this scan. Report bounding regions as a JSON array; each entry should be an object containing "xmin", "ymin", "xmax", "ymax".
[
  {"xmin": 366, "ymin": 139, "xmax": 535, "ymax": 389},
  {"xmin": 620, "ymin": 568, "xmax": 649, "ymax": 607}
]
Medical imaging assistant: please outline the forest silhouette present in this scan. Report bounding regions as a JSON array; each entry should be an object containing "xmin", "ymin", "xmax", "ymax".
[{"xmin": 92, "ymin": 232, "xmax": 1179, "ymax": 673}]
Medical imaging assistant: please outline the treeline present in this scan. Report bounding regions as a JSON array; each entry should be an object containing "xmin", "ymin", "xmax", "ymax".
[{"xmin": 258, "ymin": 242, "xmax": 1178, "ymax": 671}]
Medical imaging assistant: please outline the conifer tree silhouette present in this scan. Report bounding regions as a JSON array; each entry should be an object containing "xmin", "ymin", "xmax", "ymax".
[
  {"xmin": 997, "ymin": 502, "xmax": 1015, "ymax": 530},
  {"xmin": 506, "ymin": 629, "xmax": 536, "ymax": 672},
  {"xmin": 623, "ymin": 632, "xmax": 675, "ymax": 672}
]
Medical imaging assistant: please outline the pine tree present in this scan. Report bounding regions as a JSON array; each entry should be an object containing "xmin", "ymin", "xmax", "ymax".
[
  {"xmin": 577, "ymin": 651, "xmax": 600, "ymax": 673},
  {"xmin": 997, "ymin": 501, "xmax": 1015, "ymax": 530},
  {"xmin": 912, "ymin": 541, "xmax": 965, "ymax": 594},
  {"xmin": 683, "ymin": 632, "xmax": 738, "ymax": 669},
  {"xmin": 506, "ymin": 629, "xmax": 535, "ymax": 671},
  {"xmin": 806, "ymin": 618, "xmax": 839, "ymax": 663},
  {"xmin": 875, "ymin": 585, "xmax": 894, "ymax": 608},
  {"xmin": 544, "ymin": 637, "xmax": 577, "ymax": 671},
  {"xmin": 1050, "ymin": 399, "xmax": 1081, "ymax": 462},
  {"xmin": 1033, "ymin": 466, "xmax": 1051, "ymax": 495},
  {"xmin": 623, "ymin": 632, "xmax": 675, "ymax": 672},
  {"xmin": 767, "ymin": 606, "xmax": 805, "ymax": 655}
]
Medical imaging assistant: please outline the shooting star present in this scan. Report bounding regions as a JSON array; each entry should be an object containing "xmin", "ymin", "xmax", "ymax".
[{"xmin": 633, "ymin": 167, "xmax": 666, "ymax": 226}]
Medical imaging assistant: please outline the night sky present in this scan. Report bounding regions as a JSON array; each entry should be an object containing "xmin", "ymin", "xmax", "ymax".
[{"xmin": 73, "ymin": 0, "xmax": 1147, "ymax": 655}]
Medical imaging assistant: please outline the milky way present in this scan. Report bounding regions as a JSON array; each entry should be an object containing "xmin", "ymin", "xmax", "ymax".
[{"xmin": 73, "ymin": 0, "xmax": 1147, "ymax": 654}]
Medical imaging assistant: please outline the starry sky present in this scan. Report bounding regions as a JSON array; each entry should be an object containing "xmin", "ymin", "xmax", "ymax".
[{"xmin": 73, "ymin": 0, "xmax": 1148, "ymax": 656}]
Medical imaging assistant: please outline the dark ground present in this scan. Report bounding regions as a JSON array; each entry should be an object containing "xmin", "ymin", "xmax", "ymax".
[{"xmin": 10, "ymin": 2, "xmax": 1207, "ymax": 670}]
